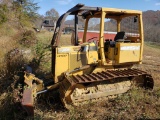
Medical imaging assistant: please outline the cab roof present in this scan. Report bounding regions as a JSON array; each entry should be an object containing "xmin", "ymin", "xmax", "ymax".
[{"xmin": 68, "ymin": 4, "xmax": 142, "ymax": 17}]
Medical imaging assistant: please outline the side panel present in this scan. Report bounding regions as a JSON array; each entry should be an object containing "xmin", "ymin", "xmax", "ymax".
[
  {"xmin": 108, "ymin": 48, "xmax": 115, "ymax": 60},
  {"xmin": 88, "ymin": 51, "xmax": 98, "ymax": 64},
  {"xmin": 54, "ymin": 45, "xmax": 98, "ymax": 83},
  {"xmin": 115, "ymin": 43, "xmax": 141, "ymax": 63},
  {"xmin": 55, "ymin": 51, "xmax": 69, "ymax": 82},
  {"xmin": 69, "ymin": 53, "xmax": 87, "ymax": 70}
]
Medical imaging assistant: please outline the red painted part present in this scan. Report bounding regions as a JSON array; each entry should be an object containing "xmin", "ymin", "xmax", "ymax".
[
  {"xmin": 21, "ymin": 88, "xmax": 34, "ymax": 116},
  {"xmin": 78, "ymin": 31, "xmax": 116, "ymax": 42}
]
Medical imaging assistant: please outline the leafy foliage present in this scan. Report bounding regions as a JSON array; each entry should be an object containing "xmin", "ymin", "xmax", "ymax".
[
  {"xmin": 31, "ymin": 41, "xmax": 51, "ymax": 72},
  {"xmin": 13, "ymin": 0, "xmax": 39, "ymax": 27},
  {"xmin": 0, "ymin": 4, "xmax": 8, "ymax": 25}
]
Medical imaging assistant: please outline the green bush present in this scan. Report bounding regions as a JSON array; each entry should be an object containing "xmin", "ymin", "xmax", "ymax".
[{"xmin": 0, "ymin": 4, "xmax": 8, "ymax": 25}]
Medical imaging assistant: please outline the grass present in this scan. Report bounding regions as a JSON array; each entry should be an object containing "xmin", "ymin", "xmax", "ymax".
[
  {"xmin": 0, "ymin": 31, "xmax": 160, "ymax": 119},
  {"xmin": 145, "ymin": 42, "xmax": 160, "ymax": 49}
]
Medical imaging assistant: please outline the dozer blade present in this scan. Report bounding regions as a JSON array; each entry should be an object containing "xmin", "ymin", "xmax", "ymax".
[
  {"xmin": 59, "ymin": 68, "xmax": 154, "ymax": 107},
  {"xmin": 21, "ymin": 72, "xmax": 43, "ymax": 116},
  {"xmin": 21, "ymin": 88, "xmax": 34, "ymax": 116}
]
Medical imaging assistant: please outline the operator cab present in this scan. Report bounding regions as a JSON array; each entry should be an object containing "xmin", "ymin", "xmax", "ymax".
[{"xmin": 52, "ymin": 4, "xmax": 143, "ymax": 71}]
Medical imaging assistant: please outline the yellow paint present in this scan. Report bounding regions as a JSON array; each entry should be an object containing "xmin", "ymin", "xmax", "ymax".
[
  {"xmin": 54, "ymin": 43, "xmax": 98, "ymax": 83},
  {"xmin": 53, "ymin": 6, "xmax": 144, "ymax": 83},
  {"xmin": 117, "ymin": 19, "xmax": 121, "ymax": 32},
  {"xmin": 108, "ymin": 48, "xmax": 115, "ymax": 60},
  {"xmin": 55, "ymin": 51, "xmax": 69, "ymax": 83},
  {"xmin": 139, "ymin": 14, "xmax": 144, "ymax": 62},
  {"xmin": 99, "ymin": 11, "xmax": 106, "ymax": 65},
  {"xmin": 115, "ymin": 43, "xmax": 141, "ymax": 63},
  {"xmin": 83, "ymin": 18, "xmax": 89, "ymax": 43},
  {"xmin": 102, "ymin": 8, "xmax": 142, "ymax": 14}
]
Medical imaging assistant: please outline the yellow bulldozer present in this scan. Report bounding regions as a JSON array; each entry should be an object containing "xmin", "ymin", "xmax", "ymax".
[{"xmin": 21, "ymin": 4, "xmax": 154, "ymax": 115}]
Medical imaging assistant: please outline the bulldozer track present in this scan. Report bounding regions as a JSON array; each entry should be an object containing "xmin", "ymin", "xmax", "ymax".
[
  {"xmin": 60, "ymin": 68, "xmax": 154, "ymax": 106},
  {"xmin": 70, "ymin": 69, "xmax": 149, "ymax": 84}
]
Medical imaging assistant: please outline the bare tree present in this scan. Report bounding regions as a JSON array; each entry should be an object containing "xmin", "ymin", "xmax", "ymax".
[
  {"xmin": 104, "ymin": 19, "xmax": 117, "ymax": 32},
  {"xmin": 45, "ymin": 8, "xmax": 59, "ymax": 21},
  {"xmin": 88, "ymin": 18, "xmax": 100, "ymax": 30},
  {"xmin": 143, "ymin": 10, "xmax": 160, "ymax": 42}
]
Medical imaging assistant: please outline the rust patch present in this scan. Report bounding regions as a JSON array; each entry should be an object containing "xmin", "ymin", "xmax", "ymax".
[{"xmin": 21, "ymin": 88, "xmax": 34, "ymax": 116}]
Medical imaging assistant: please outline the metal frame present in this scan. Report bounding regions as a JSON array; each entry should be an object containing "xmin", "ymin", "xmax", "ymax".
[
  {"xmin": 51, "ymin": 4, "xmax": 101, "ymax": 47},
  {"xmin": 51, "ymin": 3, "xmax": 143, "ymax": 74},
  {"xmin": 51, "ymin": 4, "xmax": 101, "ymax": 74}
]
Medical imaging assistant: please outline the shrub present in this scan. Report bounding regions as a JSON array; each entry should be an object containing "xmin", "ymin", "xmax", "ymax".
[
  {"xmin": 0, "ymin": 4, "xmax": 8, "ymax": 25},
  {"xmin": 20, "ymin": 30, "xmax": 37, "ymax": 47}
]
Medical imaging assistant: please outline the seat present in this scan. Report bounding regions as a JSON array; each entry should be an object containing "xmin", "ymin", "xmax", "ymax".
[
  {"xmin": 114, "ymin": 31, "xmax": 131, "ymax": 43},
  {"xmin": 114, "ymin": 31, "xmax": 125, "ymax": 41}
]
